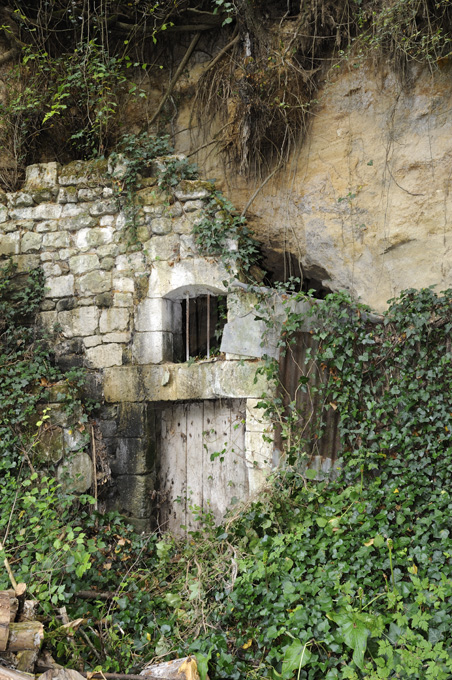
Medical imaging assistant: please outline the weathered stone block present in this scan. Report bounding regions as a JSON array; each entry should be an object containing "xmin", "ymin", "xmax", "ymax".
[
  {"xmin": 144, "ymin": 234, "xmax": 179, "ymax": 262},
  {"xmin": 58, "ymin": 306, "xmax": 99, "ymax": 337},
  {"xmin": 58, "ymin": 247, "xmax": 76, "ymax": 260},
  {"xmin": 75, "ymin": 227, "xmax": 114, "ymax": 250},
  {"xmin": 100, "ymin": 214, "xmax": 115, "ymax": 226},
  {"xmin": 136, "ymin": 187, "xmax": 172, "ymax": 206},
  {"xmin": 8, "ymin": 206, "xmax": 34, "ymax": 220},
  {"xmin": 96, "ymin": 292, "xmax": 113, "ymax": 307},
  {"xmin": 174, "ymin": 179, "xmax": 212, "ymax": 201},
  {"xmin": 99, "ymin": 419, "xmax": 117, "ymax": 438},
  {"xmin": 12, "ymin": 254, "xmax": 40, "ymax": 271},
  {"xmin": 78, "ymin": 187, "xmax": 102, "ymax": 202},
  {"xmin": 135, "ymin": 297, "xmax": 173, "ymax": 332},
  {"xmin": 113, "ymin": 276, "xmax": 134, "ymax": 293},
  {"xmin": 104, "ymin": 361, "xmax": 269, "ymax": 403},
  {"xmin": 33, "ymin": 203, "xmax": 63, "ymax": 220},
  {"xmin": 97, "ymin": 243, "xmax": 117, "ymax": 257},
  {"xmin": 245, "ymin": 398, "xmax": 273, "ymax": 434},
  {"xmin": 180, "ymin": 235, "xmax": 198, "ymax": 258},
  {"xmin": 77, "ymin": 270, "xmax": 112, "ymax": 295},
  {"xmin": 107, "ymin": 153, "xmax": 129, "ymax": 180},
  {"xmin": 31, "ymin": 188, "xmax": 55, "ymax": 204},
  {"xmin": 102, "ymin": 331, "xmax": 131, "ymax": 343},
  {"xmin": 21, "ymin": 232, "xmax": 42, "ymax": 253},
  {"xmin": 110, "ymin": 438, "xmax": 155, "ymax": 475},
  {"xmin": 57, "ymin": 186, "xmax": 78, "ymax": 204},
  {"xmin": 14, "ymin": 192, "xmax": 34, "ymax": 207},
  {"xmin": 59, "ymin": 158, "xmax": 108, "ymax": 186},
  {"xmin": 86, "ymin": 343, "xmax": 123, "ymax": 368},
  {"xmin": 60, "ymin": 214, "xmax": 97, "ymax": 231},
  {"xmin": 42, "ymin": 262, "xmax": 62, "ymax": 278},
  {"xmin": 116, "ymin": 403, "xmax": 147, "ymax": 437},
  {"xmin": 35, "ymin": 427, "xmax": 64, "ymax": 464},
  {"xmin": 114, "ymin": 474, "xmax": 154, "ymax": 519},
  {"xmin": 24, "ymin": 162, "xmax": 60, "ymax": 189},
  {"xmin": 147, "ymin": 259, "xmax": 228, "ymax": 299},
  {"xmin": 151, "ymin": 217, "xmax": 172, "ymax": 235},
  {"xmin": 2, "ymin": 219, "xmax": 21, "ymax": 233},
  {"xmin": 57, "ymin": 452, "xmax": 93, "ymax": 493},
  {"xmin": 89, "ymin": 199, "xmax": 117, "ymax": 216},
  {"xmin": 36, "ymin": 220, "xmax": 58, "ymax": 232},
  {"xmin": 84, "ymin": 335, "xmax": 102, "ymax": 348},
  {"xmin": 104, "ymin": 367, "xmax": 145, "ymax": 402},
  {"xmin": 69, "ymin": 253, "xmax": 100, "ymax": 274},
  {"xmin": 172, "ymin": 216, "xmax": 197, "ymax": 235},
  {"xmin": 63, "ymin": 427, "xmax": 87, "ymax": 452},
  {"xmin": 113, "ymin": 292, "xmax": 133, "ymax": 306},
  {"xmin": 221, "ymin": 317, "xmax": 279, "ymax": 360},
  {"xmin": 43, "ymin": 231, "xmax": 70, "ymax": 249},
  {"xmin": 61, "ymin": 203, "xmax": 89, "ymax": 217},
  {"xmin": 0, "ymin": 233, "xmax": 20, "ymax": 255},
  {"xmin": 39, "ymin": 310, "xmax": 58, "ymax": 331},
  {"xmin": 132, "ymin": 331, "xmax": 173, "ymax": 364},
  {"xmin": 101, "ymin": 257, "xmax": 115, "ymax": 271},
  {"xmin": 56, "ymin": 297, "xmax": 75, "ymax": 311},
  {"xmin": 183, "ymin": 199, "xmax": 204, "ymax": 212},
  {"xmin": 99, "ymin": 308, "xmax": 129, "ymax": 333},
  {"xmin": 45, "ymin": 274, "xmax": 74, "ymax": 298}
]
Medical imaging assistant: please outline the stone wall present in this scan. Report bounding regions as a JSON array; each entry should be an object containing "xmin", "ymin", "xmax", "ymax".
[{"xmin": 0, "ymin": 158, "xmax": 274, "ymax": 532}]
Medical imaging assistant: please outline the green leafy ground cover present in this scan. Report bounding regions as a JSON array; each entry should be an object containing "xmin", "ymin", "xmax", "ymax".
[{"xmin": 2, "ymin": 263, "xmax": 452, "ymax": 678}]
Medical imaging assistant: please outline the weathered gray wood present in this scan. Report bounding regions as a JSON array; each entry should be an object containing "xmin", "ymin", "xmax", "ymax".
[
  {"xmin": 18, "ymin": 602, "xmax": 37, "ymax": 624},
  {"xmin": 40, "ymin": 669, "xmax": 85, "ymax": 680},
  {"xmin": 7, "ymin": 622, "xmax": 43, "ymax": 652},
  {"xmin": 159, "ymin": 400, "xmax": 247, "ymax": 535},
  {"xmin": 186, "ymin": 402, "xmax": 204, "ymax": 533},
  {"xmin": 0, "ymin": 665, "xmax": 33, "ymax": 680},
  {"xmin": 159, "ymin": 404, "xmax": 188, "ymax": 533},
  {"xmin": 0, "ymin": 592, "xmax": 10, "ymax": 651},
  {"xmin": 141, "ymin": 656, "xmax": 201, "ymax": 679}
]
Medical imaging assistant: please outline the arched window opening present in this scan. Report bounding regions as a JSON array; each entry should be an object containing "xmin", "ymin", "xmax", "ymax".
[{"xmin": 177, "ymin": 294, "xmax": 227, "ymax": 362}]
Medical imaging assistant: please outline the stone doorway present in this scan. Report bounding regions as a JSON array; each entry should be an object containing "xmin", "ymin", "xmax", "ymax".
[{"xmin": 153, "ymin": 399, "xmax": 247, "ymax": 535}]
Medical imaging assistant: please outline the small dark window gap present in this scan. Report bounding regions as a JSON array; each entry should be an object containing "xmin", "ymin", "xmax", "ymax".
[{"xmin": 175, "ymin": 295, "xmax": 227, "ymax": 363}]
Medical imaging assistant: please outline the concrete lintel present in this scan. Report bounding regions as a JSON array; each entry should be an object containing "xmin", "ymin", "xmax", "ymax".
[{"xmin": 103, "ymin": 360, "xmax": 270, "ymax": 403}]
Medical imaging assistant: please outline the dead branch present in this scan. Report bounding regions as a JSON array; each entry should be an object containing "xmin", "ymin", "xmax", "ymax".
[
  {"xmin": 203, "ymin": 30, "xmax": 239, "ymax": 74},
  {"xmin": 149, "ymin": 31, "xmax": 201, "ymax": 127}
]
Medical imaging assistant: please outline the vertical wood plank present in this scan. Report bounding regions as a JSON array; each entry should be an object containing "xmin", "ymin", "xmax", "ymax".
[
  {"xmin": 185, "ymin": 402, "xmax": 204, "ymax": 532},
  {"xmin": 0, "ymin": 592, "xmax": 10, "ymax": 652},
  {"xmin": 159, "ymin": 404, "xmax": 188, "ymax": 534},
  {"xmin": 203, "ymin": 399, "xmax": 247, "ymax": 520}
]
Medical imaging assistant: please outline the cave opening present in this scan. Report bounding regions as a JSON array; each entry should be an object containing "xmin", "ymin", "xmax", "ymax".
[{"xmin": 261, "ymin": 247, "xmax": 332, "ymax": 300}]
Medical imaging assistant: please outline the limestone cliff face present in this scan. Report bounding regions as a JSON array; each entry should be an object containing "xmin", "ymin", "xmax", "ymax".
[{"xmin": 178, "ymin": 62, "xmax": 452, "ymax": 311}]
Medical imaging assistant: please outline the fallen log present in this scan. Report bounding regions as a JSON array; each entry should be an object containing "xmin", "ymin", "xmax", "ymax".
[
  {"xmin": 0, "ymin": 594, "xmax": 10, "ymax": 652},
  {"xmin": 0, "ymin": 665, "xmax": 34, "ymax": 680},
  {"xmin": 7, "ymin": 622, "xmax": 44, "ymax": 653},
  {"xmin": 82, "ymin": 674, "xmax": 144, "ymax": 680}
]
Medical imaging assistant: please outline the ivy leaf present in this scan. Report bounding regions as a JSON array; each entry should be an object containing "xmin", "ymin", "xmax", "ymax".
[
  {"xmin": 195, "ymin": 647, "xmax": 213, "ymax": 680},
  {"xmin": 281, "ymin": 640, "xmax": 311, "ymax": 678},
  {"xmin": 327, "ymin": 611, "xmax": 372, "ymax": 669}
]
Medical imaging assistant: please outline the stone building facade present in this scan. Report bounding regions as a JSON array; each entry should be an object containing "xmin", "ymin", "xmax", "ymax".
[{"xmin": 0, "ymin": 158, "xmax": 275, "ymax": 532}]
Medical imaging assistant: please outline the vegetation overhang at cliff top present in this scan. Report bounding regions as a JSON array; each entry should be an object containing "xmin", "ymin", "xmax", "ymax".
[{"xmin": 1, "ymin": 0, "xmax": 452, "ymax": 187}]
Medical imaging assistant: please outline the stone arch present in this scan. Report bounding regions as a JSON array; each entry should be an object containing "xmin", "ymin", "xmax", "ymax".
[{"xmin": 132, "ymin": 259, "xmax": 229, "ymax": 365}]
